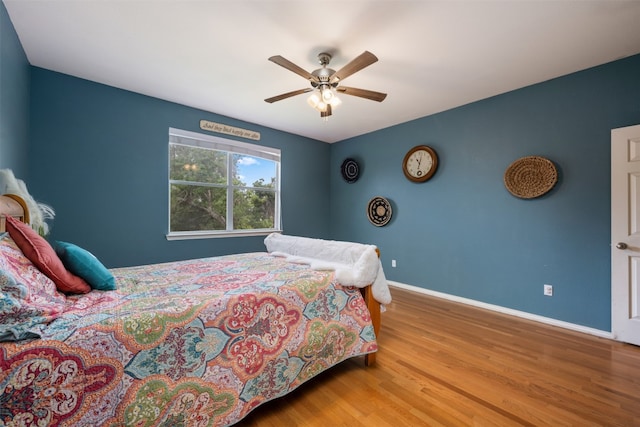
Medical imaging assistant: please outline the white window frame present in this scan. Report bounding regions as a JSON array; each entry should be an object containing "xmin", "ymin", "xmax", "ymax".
[{"xmin": 166, "ymin": 127, "xmax": 281, "ymax": 240}]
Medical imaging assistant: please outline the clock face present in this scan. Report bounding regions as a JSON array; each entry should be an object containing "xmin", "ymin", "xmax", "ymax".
[
  {"xmin": 406, "ymin": 150, "xmax": 433, "ymax": 178},
  {"xmin": 402, "ymin": 145, "xmax": 438, "ymax": 182}
]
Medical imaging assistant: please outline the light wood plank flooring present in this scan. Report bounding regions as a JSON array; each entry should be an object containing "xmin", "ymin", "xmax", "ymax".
[{"xmin": 237, "ymin": 286, "xmax": 640, "ymax": 426}]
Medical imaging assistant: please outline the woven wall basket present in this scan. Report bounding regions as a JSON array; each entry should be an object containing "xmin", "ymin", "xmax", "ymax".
[{"xmin": 504, "ymin": 156, "xmax": 558, "ymax": 199}]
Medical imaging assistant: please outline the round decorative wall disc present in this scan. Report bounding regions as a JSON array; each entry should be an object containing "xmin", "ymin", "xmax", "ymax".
[
  {"xmin": 504, "ymin": 156, "xmax": 558, "ymax": 199},
  {"xmin": 367, "ymin": 196, "xmax": 392, "ymax": 226},
  {"xmin": 341, "ymin": 158, "xmax": 360, "ymax": 183}
]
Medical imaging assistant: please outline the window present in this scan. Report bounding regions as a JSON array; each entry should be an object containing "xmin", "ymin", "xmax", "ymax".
[{"xmin": 167, "ymin": 128, "xmax": 281, "ymax": 239}]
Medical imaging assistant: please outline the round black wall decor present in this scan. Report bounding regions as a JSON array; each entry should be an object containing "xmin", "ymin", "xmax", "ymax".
[{"xmin": 341, "ymin": 158, "xmax": 360, "ymax": 183}]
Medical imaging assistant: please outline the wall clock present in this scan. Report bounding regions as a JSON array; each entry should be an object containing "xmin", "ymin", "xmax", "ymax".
[
  {"xmin": 341, "ymin": 158, "xmax": 360, "ymax": 183},
  {"xmin": 402, "ymin": 145, "xmax": 438, "ymax": 182}
]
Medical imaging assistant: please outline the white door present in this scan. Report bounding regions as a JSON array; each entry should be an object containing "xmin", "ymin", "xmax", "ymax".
[{"xmin": 611, "ymin": 124, "xmax": 640, "ymax": 346}]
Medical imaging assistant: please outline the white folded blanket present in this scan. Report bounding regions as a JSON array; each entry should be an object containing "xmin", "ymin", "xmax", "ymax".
[{"xmin": 264, "ymin": 233, "xmax": 392, "ymax": 305}]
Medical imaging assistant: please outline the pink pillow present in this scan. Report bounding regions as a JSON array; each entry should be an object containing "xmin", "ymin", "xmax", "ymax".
[{"xmin": 5, "ymin": 215, "xmax": 91, "ymax": 294}]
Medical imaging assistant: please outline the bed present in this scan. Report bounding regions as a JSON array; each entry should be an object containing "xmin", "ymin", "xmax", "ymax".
[{"xmin": 0, "ymin": 194, "xmax": 389, "ymax": 426}]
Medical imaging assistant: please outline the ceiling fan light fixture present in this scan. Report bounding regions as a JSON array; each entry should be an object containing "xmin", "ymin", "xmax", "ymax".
[
  {"xmin": 307, "ymin": 89, "xmax": 337, "ymax": 114},
  {"xmin": 321, "ymin": 87, "xmax": 334, "ymax": 102},
  {"xmin": 307, "ymin": 92, "xmax": 321, "ymax": 109}
]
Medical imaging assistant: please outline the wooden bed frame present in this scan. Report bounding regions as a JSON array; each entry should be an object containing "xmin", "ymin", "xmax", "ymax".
[
  {"xmin": 362, "ymin": 285, "xmax": 381, "ymax": 366},
  {"xmin": 0, "ymin": 194, "xmax": 28, "ymax": 232},
  {"xmin": 0, "ymin": 193, "xmax": 382, "ymax": 366}
]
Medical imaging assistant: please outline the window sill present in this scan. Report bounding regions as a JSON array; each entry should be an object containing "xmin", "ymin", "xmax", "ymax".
[{"xmin": 166, "ymin": 229, "xmax": 282, "ymax": 241}]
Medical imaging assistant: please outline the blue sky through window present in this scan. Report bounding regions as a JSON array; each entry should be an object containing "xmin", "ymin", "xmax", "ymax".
[{"xmin": 235, "ymin": 155, "xmax": 276, "ymax": 186}]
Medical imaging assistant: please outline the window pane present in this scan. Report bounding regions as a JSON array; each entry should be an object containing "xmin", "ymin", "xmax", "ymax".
[
  {"xmin": 170, "ymin": 184, "xmax": 227, "ymax": 231},
  {"xmin": 232, "ymin": 153, "xmax": 276, "ymax": 188},
  {"xmin": 233, "ymin": 189, "xmax": 275, "ymax": 229},
  {"xmin": 170, "ymin": 144, "xmax": 227, "ymax": 184}
]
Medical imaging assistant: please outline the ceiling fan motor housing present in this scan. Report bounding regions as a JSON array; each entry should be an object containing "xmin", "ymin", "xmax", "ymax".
[{"xmin": 311, "ymin": 52, "xmax": 337, "ymax": 88}]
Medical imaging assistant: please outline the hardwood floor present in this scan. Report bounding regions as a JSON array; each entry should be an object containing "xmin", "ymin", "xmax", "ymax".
[{"xmin": 236, "ymin": 286, "xmax": 640, "ymax": 426}]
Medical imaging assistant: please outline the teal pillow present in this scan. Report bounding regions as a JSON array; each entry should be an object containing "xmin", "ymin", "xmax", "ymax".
[{"xmin": 54, "ymin": 241, "xmax": 116, "ymax": 291}]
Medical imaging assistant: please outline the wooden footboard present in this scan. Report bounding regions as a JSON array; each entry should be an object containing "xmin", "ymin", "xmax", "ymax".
[{"xmin": 361, "ymin": 285, "xmax": 381, "ymax": 366}]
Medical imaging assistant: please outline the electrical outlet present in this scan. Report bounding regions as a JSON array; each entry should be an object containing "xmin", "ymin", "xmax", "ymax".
[
  {"xmin": 391, "ymin": 259, "xmax": 397, "ymax": 268},
  {"xmin": 544, "ymin": 284, "xmax": 553, "ymax": 296}
]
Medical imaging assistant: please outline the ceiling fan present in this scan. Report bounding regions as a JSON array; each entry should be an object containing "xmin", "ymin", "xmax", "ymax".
[{"xmin": 265, "ymin": 51, "xmax": 387, "ymax": 118}]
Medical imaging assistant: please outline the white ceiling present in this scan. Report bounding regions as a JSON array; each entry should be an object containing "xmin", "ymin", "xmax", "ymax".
[{"xmin": 5, "ymin": 1, "xmax": 640, "ymax": 143}]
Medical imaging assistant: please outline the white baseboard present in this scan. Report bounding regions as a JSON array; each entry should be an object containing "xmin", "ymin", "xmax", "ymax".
[{"xmin": 388, "ymin": 280, "xmax": 613, "ymax": 339}]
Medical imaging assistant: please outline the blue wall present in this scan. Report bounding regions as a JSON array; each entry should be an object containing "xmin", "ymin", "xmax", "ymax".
[
  {"xmin": 330, "ymin": 54, "xmax": 640, "ymax": 332},
  {"xmin": 0, "ymin": 1, "xmax": 29, "ymax": 175},
  {"xmin": 4, "ymin": 2, "xmax": 640, "ymax": 332},
  {"xmin": 28, "ymin": 68, "xmax": 331, "ymax": 268}
]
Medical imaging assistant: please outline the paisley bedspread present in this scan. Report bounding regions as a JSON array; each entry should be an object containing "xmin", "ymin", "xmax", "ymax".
[{"xmin": 0, "ymin": 252, "xmax": 377, "ymax": 427}]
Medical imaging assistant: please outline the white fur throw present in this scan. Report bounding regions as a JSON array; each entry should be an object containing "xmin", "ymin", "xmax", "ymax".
[{"xmin": 264, "ymin": 233, "xmax": 392, "ymax": 304}]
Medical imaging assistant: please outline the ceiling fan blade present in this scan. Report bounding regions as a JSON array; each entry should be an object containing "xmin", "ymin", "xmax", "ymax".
[
  {"xmin": 264, "ymin": 88, "xmax": 313, "ymax": 103},
  {"xmin": 336, "ymin": 86, "xmax": 387, "ymax": 102},
  {"xmin": 330, "ymin": 51, "xmax": 378, "ymax": 84},
  {"xmin": 268, "ymin": 56, "xmax": 319, "ymax": 83}
]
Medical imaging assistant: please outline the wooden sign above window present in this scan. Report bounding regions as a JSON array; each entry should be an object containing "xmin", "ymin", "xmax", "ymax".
[{"xmin": 200, "ymin": 120, "xmax": 261, "ymax": 141}]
